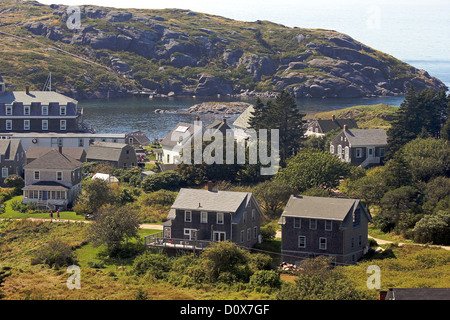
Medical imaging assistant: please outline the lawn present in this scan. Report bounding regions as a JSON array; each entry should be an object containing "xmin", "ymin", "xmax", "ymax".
[{"xmin": 1, "ymin": 196, "xmax": 87, "ymax": 221}]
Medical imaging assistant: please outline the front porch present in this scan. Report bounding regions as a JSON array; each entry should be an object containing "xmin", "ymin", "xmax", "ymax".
[
  {"xmin": 22, "ymin": 182, "xmax": 70, "ymax": 210},
  {"xmin": 144, "ymin": 231, "xmax": 215, "ymax": 253}
]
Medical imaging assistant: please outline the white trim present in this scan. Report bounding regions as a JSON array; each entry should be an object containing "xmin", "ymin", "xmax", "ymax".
[
  {"xmin": 24, "ymin": 119, "xmax": 30, "ymax": 130},
  {"xmin": 309, "ymin": 219, "xmax": 317, "ymax": 230},
  {"xmin": 23, "ymin": 105, "xmax": 30, "ymax": 116},
  {"xmin": 293, "ymin": 217, "xmax": 301, "ymax": 229},
  {"xmin": 60, "ymin": 120, "xmax": 67, "ymax": 130},
  {"xmin": 42, "ymin": 120, "xmax": 48, "ymax": 130},
  {"xmin": 5, "ymin": 120, "xmax": 12, "ymax": 130},
  {"xmin": 200, "ymin": 211, "xmax": 208, "ymax": 223},
  {"xmin": 216, "ymin": 212, "xmax": 224, "ymax": 224},
  {"xmin": 184, "ymin": 210, "xmax": 192, "ymax": 222},
  {"xmin": 56, "ymin": 171, "xmax": 63, "ymax": 181},
  {"xmin": 213, "ymin": 231, "xmax": 226, "ymax": 242},
  {"xmin": 298, "ymin": 235, "xmax": 306, "ymax": 248},
  {"xmin": 325, "ymin": 220, "xmax": 333, "ymax": 231},
  {"xmin": 319, "ymin": 237, "xmax": 327, "ymax": 250},
  {"xmin": 2, "ymin": 167, "xmax": 8, "ymax": 178}
]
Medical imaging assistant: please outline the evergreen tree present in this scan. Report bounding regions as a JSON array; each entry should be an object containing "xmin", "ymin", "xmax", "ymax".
[
  {"xmin": 387, "ymin": 87, "xmax": 449, "ymax": 158},
  {"xmin": 249, "ymin": 90, "xmax": 306, "ymax": 166}
]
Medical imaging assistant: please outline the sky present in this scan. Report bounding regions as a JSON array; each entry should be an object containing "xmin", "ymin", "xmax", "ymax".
[{"xmin": 35, "ymin": 0, "xmax": 450, "ymax": 62}]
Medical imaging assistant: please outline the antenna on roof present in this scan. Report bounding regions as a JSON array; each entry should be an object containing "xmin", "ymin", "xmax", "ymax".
[{"xmin": 42, "ymin": 72, "xmax": 52, "ymax": 91}]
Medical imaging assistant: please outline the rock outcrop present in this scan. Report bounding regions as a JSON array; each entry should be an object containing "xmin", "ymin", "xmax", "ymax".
[{"xmin": 12, "ymin": 2, "xmax": 447, "ymax": 99}]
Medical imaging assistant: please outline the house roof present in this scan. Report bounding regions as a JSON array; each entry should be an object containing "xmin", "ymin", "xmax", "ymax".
[
  {"xmin": 92, "ymin": 173, "xmax": 119, "ymax": 183},
  {"xmin": 315, "ymin": 119, "xmax": 358, "ymax": 133},
  {"xmin": 0, "ymin": 91, "xmax": 77, "ymax": 105},
  {"xmin": 160, "ymin": 122, "xmax": 199, "ymax": 148},
  {"xmin": 22, "ymin": 181, "xmax": 70, "ymax": 191},
  {"xmin": 232, "ymin": 105, "xmax": 254, "ymax": 129},
  {"xmin": 126, "ymin": 130, "xmax": 151, "ymax": 146},
  {"xmin": 171, "ymin": 188, "xmax": 254, "ymax": 213},
  {"xmin": 205, "ymin": 119, "xmax": 231, "ymax": 134},
  {"xmin": 279, "ymin": 195, "xmax": 370, "ymax": 222},
  {"xmin": 0, "ymin": 139, "xmax": 21, "ymax": 160},
  {"xmin": 25, "ymin": 149, "xmax": 83, "ymax": 170},
  {"xmin": 86, "ymin": 141, "xmax": 129, "ymax": 162},
  {"xmin": 342, "ymin": 129, "xmax": 388, "ymax": 147},
  {"xmin": 385, "ymin": 288, "xmax": 450, "ymax": 300},
  {"xmin": 26, "ymin": 146, "xmax": 86, "ymax": 163}
]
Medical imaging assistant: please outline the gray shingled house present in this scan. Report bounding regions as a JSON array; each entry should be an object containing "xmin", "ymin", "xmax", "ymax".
[
  {"xmin": 0, "ymin": 139, "xmax": 25, "ymax": 186},
  {"xmin": 306, "ymin": 115, "xmax": 358, "ymax": 137},
  {"xmin": 330, "ymin": 128, "xmax": 387, "ymax": 168},
  {"xmin": 161, "ymin": 183, "xmax": 264, "ymax": 248},
  {"xmin": 86, "ymin": 141, "xmax": 137, "ymax": 169},
  {"xmin": 278, "ymin": 194, "xmax": 372, "ymax": 265},
  {"xmin": 0, "ymin": 85, "xmax": 87, "ymax": 133},
  {"xmin": 26, "ymin": 146, "xmax": 86, "ymax": 164},
  {"xmin": 22, "ymin": 148, "xmax": 83, "ymax": 210}
]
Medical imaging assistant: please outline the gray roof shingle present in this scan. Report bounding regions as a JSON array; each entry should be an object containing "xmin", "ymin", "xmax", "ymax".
[
  {"xmin": 171, "ymin": 188, "xmax": 252, "ymax": 213},
  {"xmin": 280, "ymin": 195, "xmax": 367, "ymax": 221},
  {"xmin": 86, "ymin": 141, "xmax": 128, "ymax": 162},
  {"xmin": 0, "ymin": 91, "xmax": 77, "ymax": 105},
  {"xmin": 25, "ymin": 149, "xmax": 82, "ymax": 170},
  {"xmin": 344, "ymin": 129, "xmax": 388, "ymax": 147}
]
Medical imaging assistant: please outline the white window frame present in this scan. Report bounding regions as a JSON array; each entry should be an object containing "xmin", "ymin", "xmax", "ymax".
[
  {"xmin": 355, "ymin": 148, "xmax": 362, "ymax": 158},
  {"xmin": 319, "ymin": 237, "xmax": 327, "ymax": 250},
  {"xmin": 294, "ymin": 217, "xmax": 301, "ymax": 229},
  {"xmin": 325, "ymin": 220, "xmax": 332, "ymax": 231},
  {"xmin": 60, "ymin": 106, "xmax": 66, "ymax": 115},
  {"xmin": 217, "ymin": 212, "xmax": 224, "ymax": 224},
  {"xmin": 337, "ymin": 144, "xmax": 342, "ymax": 159},
  {"xmin": 252, "ymin": 209, "xmax": 256, "ymax": 221},
  {"xmin": 56, "ymin": 171, "xmax": 63, "ymax": 181},
  {"xmin": 298, "ymin": 236, "xmax": 306, "ymax": 248},
  {"xmin": 2, "ymin": 167, "xmax": 8, "ymax": 178},
  {"xmin": 184, "ymin": 210, "xmax": 192, "ymax": 222},
  {"xmin": 247, "ymin": 228, "xmax": 251, "ymax": 241},
  {"xmin": 330, "ymin": 145, "xmax": 334, "ymax": 154},
  {"xmin": 42, "ymin": 120, "xmax": 48, "ymax": 131},
  {"xmin": 183, "ymin": 228, "xmax": 196, "ymax": 240},
  {"xmin": 309, "ymin": 219, "xmax": 317, "ymax": 230},
  {"xmin": 24, "ymin": 120, "xmax": 30, "ymax": 130},
  {"xmin": 24, "ymin": 105, "xmax": 30, "ymax": 115},
  {"xmin": 34, "ymin": 171, "xmax": 40, "ymax": 180},
  {"xmin": 344, "ymin": 146, "xmax": 350, "ymax": 161},
  {"xmin": 200, "ymin": 211, "xmax": 208, "ymax": 224},
  {"xmin": 60, "ymin": 120, "xmax": 67, "ymax": 130},
  {"xmin": 42, "ymin": 105, "xmax": 48, "ymax": 116},
  {"xmin": 5, "ymin": 106, "xmax": 12, "ymax": 115},
  {"xmin": 6, "ymin": 120, "xmax": 12, "ymax": 131},
  {"xmin": 213, "ymin": 231, "xmax": 226, "ymax": 242},
  {"xmin": 253, "ymin": 226, "xmax": 257, "ymax": 239}
]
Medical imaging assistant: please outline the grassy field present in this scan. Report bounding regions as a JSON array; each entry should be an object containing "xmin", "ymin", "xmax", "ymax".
[
  {"xmin": 314, "ymin": 104, "xmax": 398, "ymax": 129},
  {"xmin": 0, "ymin": 218, "xmax": 449, "ymax": 300}
]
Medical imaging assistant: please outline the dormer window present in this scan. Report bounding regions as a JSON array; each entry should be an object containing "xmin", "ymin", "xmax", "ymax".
[
  {"xmin": 24, "ymin": 106, "xmax": 30, "ymax": 115},
  {"xmin": 5, "ymin": 106, "xmax": 12, "ymax": 115},
  {"xmin": 60, "ymin": 106, "xmax": 66, "ymax": 115},
  {"xmin": 42, "ymin": 105, "xmax": 48, "ymax": 115}
]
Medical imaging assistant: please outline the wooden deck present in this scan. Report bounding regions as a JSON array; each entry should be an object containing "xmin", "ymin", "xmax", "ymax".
[{"xmin": 144, "ymin": 232, "xmax": 213, "ymax": 251}]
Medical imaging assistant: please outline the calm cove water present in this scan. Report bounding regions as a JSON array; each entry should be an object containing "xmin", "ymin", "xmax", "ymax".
[{"xmin": 80, "ymin": 95, "xmax": 406, "ymax": 140}]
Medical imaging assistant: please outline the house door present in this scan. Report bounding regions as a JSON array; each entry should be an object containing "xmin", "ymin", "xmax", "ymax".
[
  {"xmin": 42, "ymin": 191, "xmax": 48, "ymax": 200},
  {"xmin": 213, "ymin": 231, "xmax": 226, "ymax": 242},
  {"xmin": 367, "ymin": 147, "xmax": 375, "ymax": 158}
]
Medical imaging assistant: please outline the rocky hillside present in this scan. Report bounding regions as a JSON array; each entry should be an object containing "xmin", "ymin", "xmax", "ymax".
[{"xmin": 0, "ymin": 0, "xmax": 446, "ymax": 99}]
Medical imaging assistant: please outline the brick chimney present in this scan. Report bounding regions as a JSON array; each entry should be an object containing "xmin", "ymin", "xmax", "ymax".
[
  {"xmin": 207, "ymin": 180, "xmax": 213, "ymax": 192},
  {"xmin": 331, "ymin": 114, "xmax": 335, "ymax": 120},
  {"xmin": 25, "ymin": 85, "xmax": 30, "ymax": 95},
  {"xmin": 344, "ymin": 124, "xmax": 348, "ymax": 131},
  {"xmin": 222, "ymin": 118, "xmax": 227, "ymax": 124},
  {"xmin": 293, "ymin": 187, "xmax": 299, "ymax": 197},
  {"xmin": 58, "ymin": 146, "xmax": 63, "ymax": 154}
]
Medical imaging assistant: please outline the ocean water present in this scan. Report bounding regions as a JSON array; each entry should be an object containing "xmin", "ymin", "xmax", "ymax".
[
  {"xmin": 44, "ymin": 0, "xmax": 450, "ymax": 139},
  {"xmin": 80, "ymin": 95, "xmax": 406, "ymax": 140}
]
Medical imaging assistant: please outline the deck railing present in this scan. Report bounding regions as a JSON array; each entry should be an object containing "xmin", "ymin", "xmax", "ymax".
[{"xmin": 144, "ymin": 232, "xmax": 214, "ymax": 251}]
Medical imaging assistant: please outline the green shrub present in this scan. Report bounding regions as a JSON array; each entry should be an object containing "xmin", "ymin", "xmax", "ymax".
[
  {"xmin": 249, "ymin": 270, "xmax": 281, "ymax": 289},
  {"xmin": 132, "ymin": 252, "xmax": 172, "ymax": 279},
  {"xmin": 31, "ymin": 240, "xmax": 76, "ymax": 268}
]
